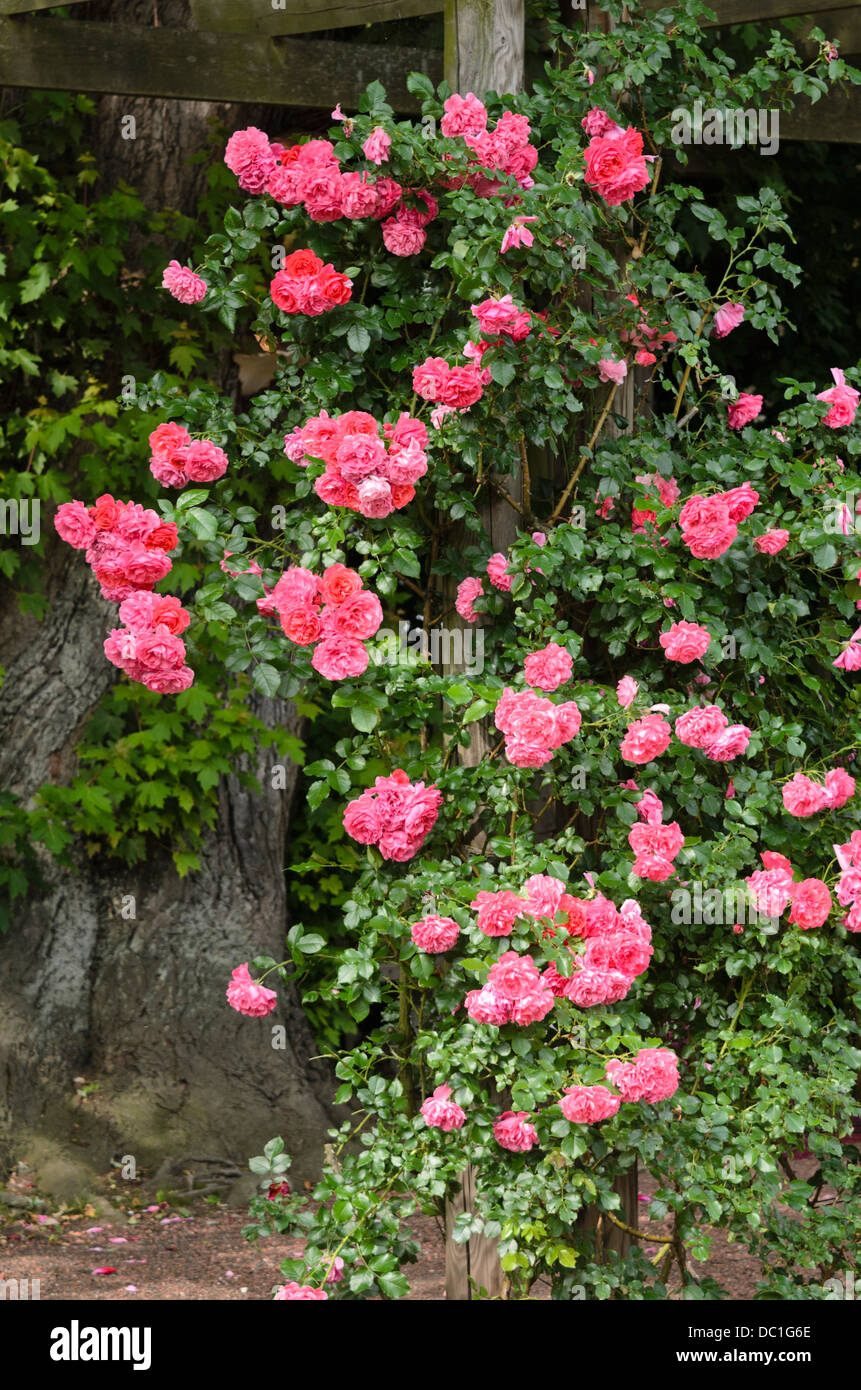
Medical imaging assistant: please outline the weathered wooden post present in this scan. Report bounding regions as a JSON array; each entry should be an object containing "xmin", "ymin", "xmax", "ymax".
[{"xmin": 442, "ymin": 0, "xmax": 524, "ymax": 1302}]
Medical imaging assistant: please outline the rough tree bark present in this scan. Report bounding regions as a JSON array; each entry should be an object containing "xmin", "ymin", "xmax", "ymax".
[{"xmin": 0, "ymin": 0, "xmax": 337, "ymax": 1200}]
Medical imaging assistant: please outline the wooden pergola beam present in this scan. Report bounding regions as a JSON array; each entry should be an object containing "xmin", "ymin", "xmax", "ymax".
[
  {"xmin": 0, "ymin": 16, "xmax": 442, "ymax": 109},
  {"xmin": 641, "ymin": 0, "xmax": 859, "ymax": 24},
  {"xmin": 188, "ymin": 0, "xmax": 443, "ymax": 36}
]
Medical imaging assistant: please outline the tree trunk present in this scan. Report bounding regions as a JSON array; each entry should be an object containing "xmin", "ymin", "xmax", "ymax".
[{"xmin": 0, "ymin": 539, "xmax": 334, "ymax": 1198}]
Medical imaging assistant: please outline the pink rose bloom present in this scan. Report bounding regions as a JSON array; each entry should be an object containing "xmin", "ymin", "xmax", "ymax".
[
  {"xmin": 343, "ymin": 794, "xmax": 383, "ymax": 844},
  {"xmin": 747, "ymin": 867, "xmax": 794, "ymax": 918},
  {"xmin": 834, "ymin": 631, "xmax": 861, "ymax": 671},
  {"xmin": 816, "ymin": 368, "xmax": 859, "ymax": 429},
  {"xmin": 441, "ymin": 92, "xmax": 488, "ymax": 138},
  {"xmin": 319, "ymin": 562, "xmax": 362, "ymax": 606},
  {"xmin": 362, "ymin": 126, "xmax": 391, "ymax": 164},
  {"xmin": 356, "ymin": 476, "xmax": 394, "ymax": 518},
  {"xmin": 713, "ymin": 302, "xmax": 744, "ymax": 338},
  {"xmin": 679, "ymin": 493, "xmax": 737, "ymax": 559},
  {"xmin": 224, "ymin": 127, "xmax": 277, "ymax": 193},
  {"xmin": 54, "ymin": 500, "xmax": 96, "ymax": 550},
  {"xmin": 509, "ymin": 986, "xmax": 556, "ymax": 1026},
  {"xmin": 162, "ymin": 260, "xmax": 206, "ymax": 305},
  {"xmin": 487, "ymin": 950, "xmax": 541, "ymax": 1000},
  {"xmin": 325, "ymin": 1257, "xmax": 345, "ymax": 1284},
  {"xmin": 635, "ymin": 788, "xmax": 663, "ymax": 825},
  {"xmin": 616, "ymin": 675, "xmax": 638, "ymax": 709},
  {"xmin": 143, "ymin": 665, "xmax": 195, "ymax": 694},
  {"xmin": 280, "ymin": 603, "xmax": 322, "ymax": 647},
  {"xmin": 465, "ymin": 986, "xmax": 512, "ymax": 1026},
  {"xmin": 588, "ymin": 933, "xmax": 653, "ymax": 979},
  {"xmin": 521, "ymin": 874, "xmax": 566, "ymax": 920},
  {"xmin": 471, "ymin": 293, "xmax": 531, "ymax": 341},
  {"xmin": 629, "ymin": 822, "xmax": 684, "ymax": 864},
  {"xmin": 584, "ymin": 126, "xmax": 651, "ymax": 206},
  {"xmin": 561, "ymin": 1084, "xmax": 621, "ymax": 1124},
  {"xmin": 581, "ymin": 107, "xmax": 625, "ymax": 138},
  {"xmin": 825, "ymin": 766, "xmax": 855, "ymax": 809},
  {"xmin": 565, "ymin": 967, "xmax": 630, "ymax": 1007},
  {"xmin": 844, "ymin": 902, "xmax": 861, "ymax": 932},
  {"xmin": 336, "ymin": 434, "xmax": 386, "ymax": 483},
  {"xmin": 727, "ymin": 393, "xmax": 763, "ymax": 429},
  {"xmin": 493, "ymin": 1111, "xmax": 538, "ymax": 1153},
  {"xmin": 471, "ymin": 889, "xmax": 526, "ymax": 937},
  {"xmin": 705, "ymin": 724, "xmax": 752, "ymax": 762},
  {"xmin": 659, "ymin": 620, "xmax": 711, "ymax": 664},
  {"xmin": 271, "ymin": 566, "xmax": 322, "ymax": 610},
  {"xmin": 439, "ymin": 365, "xmax": 484, "ymax": 409},
  {"xmin": 412, "ymin": 356, "xmax": 450, "ymax": 401},
  {"xmin": 501, "ymin": 217, "xmax": 538, "ymax": 253},
  {"xmin": 226, "ymin": 963, "xmax": 277, "ymax": 1018},
  {"xmin": 787, "ymin": 878, "xmax": 832, "ymax": 930},
  {"xmin": 523, "ymin": 642, "xmax": 572, "ymax": 692},
  {"xmin": 273, "ymin": 1283, "xmax": 327, "ymax": 1301},
  {"xmin": 411, "ymin": 915, "xmax": 460, "ymax": 953},
  {"xmin": 486, "ymin": 552, "xmax": 512, "ymax": 592},
  {"xmin": 675, "ymin": 705, "xmax": 727, "ymax": 748},
  {"xmin": 632, "ymin": 1047, "xmax": 680, "ymax": 1102},
  {"xmin": 722, "ymin": 482, "xmax": 759, "ymax": 522},
  {"xmin": 754, "ymin": 529, "xmax": 789, "ymax": 555},
  {"xmin": 598, "ymin": 356, "xmax": 627, "ymax": 385},
  {"xmin": 782, "ymin": 772, "xmax": 830, "ymax": 818},
  {"xmin": 311, "ymin": 636, "xmax": 369, "ymax": 681},
  {"xmin": 620, "ymin": 713, "xmax": 672, "ymax": 764},
  {"xmin": 182, "ymin": 439, "xmax": 229, "ymax": 484},
  {"xmin": 456, "ymin": 576, "xmax": 484, "ymax": 623},
  {"xmin": 329, "ymin": 591, "xmax": 383, "ymax": 641},
  {"xmin": 420, "ymin": 1084, "xmax": 466, "ymax": 1131},
  {"xmin": 635, "ymin": 349, "xmax": 657, "ymax": 366},
  {"xmin": 121, "ymin": 544, "xmax": 172, "ymax": 588},
  {"xmin": 382, "ymin": 216, "xmax": 426, "ymax": 257}
]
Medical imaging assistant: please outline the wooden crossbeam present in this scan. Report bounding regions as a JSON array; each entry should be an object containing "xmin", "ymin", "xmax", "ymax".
[
  {"xmin": 189, "ymin": 0, "xmax": 444, "ymax": 37},
  {"xmin": 0, "ymin": 16, "xmax": 442, "ymax": 108}
]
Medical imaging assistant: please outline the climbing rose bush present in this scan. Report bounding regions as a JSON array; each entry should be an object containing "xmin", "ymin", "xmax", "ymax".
[{"xmin": 109, "ymin": 0, "xmax": 861, "ymax": 1300}]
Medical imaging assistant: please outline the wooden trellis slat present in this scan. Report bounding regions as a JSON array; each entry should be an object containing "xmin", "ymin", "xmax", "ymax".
[
  {"xmin": 0, "ymin": 16, "xmax": 442, "ymax": 108},
  {"xmin": 641, "ymin": 0, "xmax": 859, "ymax": 24},
  {"xmin": 188, "ymin": 0, "xmax": 443, "ymax": 36}
]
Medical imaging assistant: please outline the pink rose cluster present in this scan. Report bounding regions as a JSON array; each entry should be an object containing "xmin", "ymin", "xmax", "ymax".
[
  {"xmin": 782, "ymin": 767, "xmax": 855, "ymax": 818},
  {"xmin": 411, "ymin": 914, "xmax": 460, "ymax": 953},
  {"xmin": 148, "ymin": 422, "xmax": 229, "ymax": 490},
  {"xmin": 412, "ymin": 352, "xmax": 488, "ymax": 412},
  {"xmin": 54, "ymin": 495, "xmax": 193, "ymax": 694},
  {"xmin": 675, "ymin": 704, "xmax": 752, "ymax": 763},
  {"xmin": 494, "ymin": 686, "xmax": 582, "ymax": 768},
  {"xmin": 678, "ymin": 482, "xmax": 759, "ymax": 559},
  {"xmin": 835, "ymin": 832, "xmax": 861, "ymax": 932},
  {"xmin": 816, "ymin": 368, "xmax": 859, "ymax": 429},
  {"xmin": 420, "ymin": 1084, "xmax": 466, "ymax": 1131},
  {"xmin": 258, "ymin": 562, "xmax": 383, "ymax": 680},
  {"xmin": 342, "ymin": 768, "xmax": 442, "ymax": 861},
  {"xmin": 465, "ymin": 950, "xmax": 556, "ymax": 1027},
  {"xmin": 269, "ymin": 248, "xmax": 352, "ymax": 317},
  {"xmin": 628, "ymin": 790, "xmax": 684, "ymax": 881},
  {"xmin": 162, "ymin": 259, "xmax": 207, "ymax": 305},
  {"xmin": 584, "ymin": 124, "xmax": 652, "ymax": 207},
  {"xmin": 284, "ymin": 409, "xmax": 428, "ymax": 518},
  {"xmin": 471, "ymin": 293, "xmax": 532, "ymax": 343},
  {"xmin": 605, "ymin": 1047, "xmax": 680, "ymax": 1103},
  {"xmin": 745, "ymin": 850, "xmax": 833, "ymax": 931},
  {"xmin": 439, "ymin": 93, "xmax": 539, "ymax": 198},
  {"xmin": 226, "ymin": 962, "xmax": 278, "ymax": 1017},
  {"xmin": 223, "ymin": 127, "xmax": 438, "ymax": 257},
  {"xmin": 104, "ymin": 590, "xmax": 194, "ymax": 695},
  {"xmin": 631, "ymin": 471, "xmax": 680, "ymax": 537}
]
